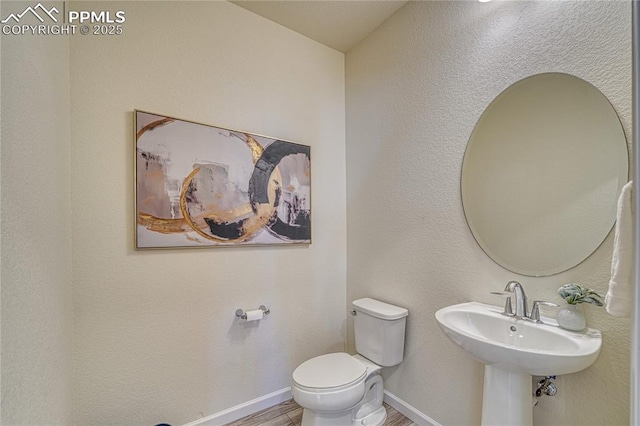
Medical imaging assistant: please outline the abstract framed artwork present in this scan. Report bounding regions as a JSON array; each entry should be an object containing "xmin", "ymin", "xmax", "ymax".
[{"xmin": 135, "ymin": 111, "xmax": 311, "ymax": 248}]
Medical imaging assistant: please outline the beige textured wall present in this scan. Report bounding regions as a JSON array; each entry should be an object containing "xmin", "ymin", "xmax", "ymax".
[
  {"xmin": 69, "ymin": 2, "xmax": 346, "ymax": 424},
  {"xmin": 1, "ymin": 1, "xmax": 73, "ymax": 422},
  {"xmin": 346, "ymin": 1, "xmax": 631, "ymax": 425}
]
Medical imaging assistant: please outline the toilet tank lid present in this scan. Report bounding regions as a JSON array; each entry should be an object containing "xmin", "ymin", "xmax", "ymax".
[{"xmin": 352, "ymin": 298, "xmax": 408, "ymax": 320}]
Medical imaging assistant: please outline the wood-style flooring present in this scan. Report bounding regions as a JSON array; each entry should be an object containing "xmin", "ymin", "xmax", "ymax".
[{"xmin": 224, "ymin": 398, "xmax": 417, "ymax": 426}]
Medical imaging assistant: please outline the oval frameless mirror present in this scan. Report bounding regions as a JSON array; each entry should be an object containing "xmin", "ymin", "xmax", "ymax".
[{"xmin": 461, "ymin": 73, "xmax": 628, "ymax": 277}]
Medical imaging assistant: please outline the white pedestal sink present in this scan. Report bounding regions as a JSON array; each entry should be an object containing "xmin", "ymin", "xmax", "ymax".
[{"xmin": 435, "ymin": 302, "xmax": 602, "ymax": 426}]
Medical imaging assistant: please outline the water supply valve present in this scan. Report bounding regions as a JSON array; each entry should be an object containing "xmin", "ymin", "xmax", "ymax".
[{"xmin": 535, "ymin": 376, "xmax": 557, "ymax": 398}]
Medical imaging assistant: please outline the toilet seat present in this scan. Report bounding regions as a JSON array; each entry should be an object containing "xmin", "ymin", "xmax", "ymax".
[{"xmin": 293, "ymin": 353, "xmax": 367, "ymax": 390}]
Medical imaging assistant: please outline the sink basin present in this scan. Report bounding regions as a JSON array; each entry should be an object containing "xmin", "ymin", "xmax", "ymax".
[
  {"xmin": 435, "ymin": 302, "xmax": 601, "ymax": 376},
  {"xmin": 435, "ymin": 301, "xmax": 602, "ymax": 426}
]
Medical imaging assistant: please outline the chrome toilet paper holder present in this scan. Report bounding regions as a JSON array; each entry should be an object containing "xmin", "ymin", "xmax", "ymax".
[{"xmin": 235, "ymin": 305, "xmax": 270, "ymax": 320}]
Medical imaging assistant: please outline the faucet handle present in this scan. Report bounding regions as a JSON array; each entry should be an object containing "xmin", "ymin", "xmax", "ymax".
[
  {"xmin": 490, "ymin": 291, "xmax": 514, "ymax": 317},
  {"xmin": 527, "ymin": 301, "xmax": 559, "ymax": 324}
]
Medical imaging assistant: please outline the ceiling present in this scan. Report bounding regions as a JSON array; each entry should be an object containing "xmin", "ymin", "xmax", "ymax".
[{"xmin": 230, "ymin": 1, "xmax": 409, "ymax": 52}]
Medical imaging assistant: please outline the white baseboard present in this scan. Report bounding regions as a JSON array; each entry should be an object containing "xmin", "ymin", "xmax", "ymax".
[
  {"xmin": 182, "ymin": 387, "xmax": 292, "ymax": 426},
  {"xmin": 383, "ymin": 390, "xmax": 442, "ymax": 426}
]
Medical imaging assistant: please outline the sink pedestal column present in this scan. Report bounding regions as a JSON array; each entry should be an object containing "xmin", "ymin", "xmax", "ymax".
[{"xmin": 481, "ymin": 365, "xmax": 532, "ymax": 426}]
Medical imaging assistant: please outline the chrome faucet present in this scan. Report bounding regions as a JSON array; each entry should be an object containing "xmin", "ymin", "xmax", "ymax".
[
  {"xmin": 504, "ymin": 281, "xmax": 528, "ymax": 318},
  {"xmin": 492, "ymin": 281, "xmax": 558, "ymax": 323}
]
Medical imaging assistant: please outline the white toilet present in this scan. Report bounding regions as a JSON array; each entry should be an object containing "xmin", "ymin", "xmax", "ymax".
[{"xmin": 291, "ymin": 298, "xmax": 408, "ymax": 426}]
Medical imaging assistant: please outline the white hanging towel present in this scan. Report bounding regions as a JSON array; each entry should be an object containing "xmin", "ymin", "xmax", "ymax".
[{"xmin": 605, "ymin": 180, "xmax": 634, "ymax": 317}]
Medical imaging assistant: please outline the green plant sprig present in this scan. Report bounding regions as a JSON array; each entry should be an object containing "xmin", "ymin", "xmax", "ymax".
[{"xmin": 557, "ymin": 283, "xmax": 604, "ymax": 306}]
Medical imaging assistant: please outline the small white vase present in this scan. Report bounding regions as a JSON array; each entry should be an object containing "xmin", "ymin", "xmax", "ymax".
[{"xmin": 557, "ymin": 304, "xmax": 586, "ymax": 331}]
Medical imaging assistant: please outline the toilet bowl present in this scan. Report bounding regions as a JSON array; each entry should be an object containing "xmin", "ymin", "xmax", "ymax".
[
  {"xmin": 291, "ymin": 298, "xmax": 408, "ymax": 426},
  {"xmin": 292, "ymin": 353, "xmax": 385, "ymax": 426}
]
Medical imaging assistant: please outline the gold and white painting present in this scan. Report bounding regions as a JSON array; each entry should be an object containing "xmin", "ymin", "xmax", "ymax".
[{"xmin": 135, "ymin": 111, "xmax": 311, "ymax": 248}]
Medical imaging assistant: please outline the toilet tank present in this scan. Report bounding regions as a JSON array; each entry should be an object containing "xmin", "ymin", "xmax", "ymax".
[{"xmin": 352, "ymin": 298, "xmax": 408, "ymax": 367}]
